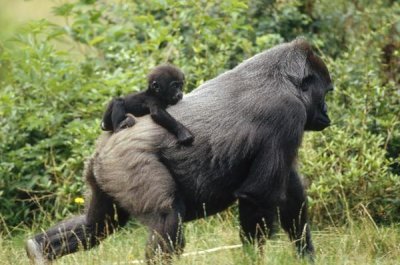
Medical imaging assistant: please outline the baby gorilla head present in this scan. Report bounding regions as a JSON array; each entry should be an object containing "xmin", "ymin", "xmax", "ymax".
[{"xmin": 147, "ymin": 64, "xmax": 185, "ymax": 105}]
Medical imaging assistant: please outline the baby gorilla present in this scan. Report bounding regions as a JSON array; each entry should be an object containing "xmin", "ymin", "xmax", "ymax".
[{"xmin": 101, "ymin": 64, "xmax": 194, "ymax": 145}]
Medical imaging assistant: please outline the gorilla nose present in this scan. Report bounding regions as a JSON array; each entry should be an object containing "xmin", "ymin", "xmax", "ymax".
[{"xmin": 322, "ymin": 102, "xmax": 328, "ymax": 113}]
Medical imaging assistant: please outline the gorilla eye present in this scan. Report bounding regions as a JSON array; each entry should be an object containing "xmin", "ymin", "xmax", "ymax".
[
  {"xmin": 170, "ymin": 82, "xmax": 182, "ymax": 90},
  {"xmin": 301, "ymin": 75, "xmax": 314, "ymax": 91}
]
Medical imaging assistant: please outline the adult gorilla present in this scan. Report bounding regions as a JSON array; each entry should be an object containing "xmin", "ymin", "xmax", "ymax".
[{"xmin": 26, "ymin": 38, "xmax": 333, "ymax": 264}]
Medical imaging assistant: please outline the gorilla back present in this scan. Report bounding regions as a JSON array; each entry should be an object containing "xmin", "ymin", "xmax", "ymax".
[{"xmin": 27, "ymin": 38, "xmax": 333, "ymax": 263}]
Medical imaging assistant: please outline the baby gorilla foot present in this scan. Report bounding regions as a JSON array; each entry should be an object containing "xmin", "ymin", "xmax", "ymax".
[{"xmin": 115, "ymin": 114, "xmax": 136, "ymax": 132}]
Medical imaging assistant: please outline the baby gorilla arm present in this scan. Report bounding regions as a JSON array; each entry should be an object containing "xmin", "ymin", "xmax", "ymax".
[{"xmin": 148, "ymin": 102, "xmax": 194, "ymax": 145}]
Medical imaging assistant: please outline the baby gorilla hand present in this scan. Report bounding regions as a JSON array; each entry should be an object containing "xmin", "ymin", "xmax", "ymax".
[
  {"xmin": 115, "ymin": 113, "xmax": 136, "ymax": 133},
  {"xmin": 177, "ymin": 129, "xmax": 194, "ymax": 145}
]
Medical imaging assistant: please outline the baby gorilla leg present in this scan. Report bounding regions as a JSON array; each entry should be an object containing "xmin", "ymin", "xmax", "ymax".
[{"xmin": 115, "ymin": 113, "xmax": 137, "ymax": 132}]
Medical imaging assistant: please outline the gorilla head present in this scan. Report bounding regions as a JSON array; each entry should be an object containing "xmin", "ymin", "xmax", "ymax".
[{"xmin": 284, "ymin": 40, "xmax": 333, "ymax": 131}]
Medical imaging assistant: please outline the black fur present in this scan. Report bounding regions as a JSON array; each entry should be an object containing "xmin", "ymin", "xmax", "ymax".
[
  {"xmin": 26, "ymin": 39, "xmax": 333, "ymax": 263},
  {"xmin": 102, "ymin": 64, "xmax": 194, "ymax": 145}
]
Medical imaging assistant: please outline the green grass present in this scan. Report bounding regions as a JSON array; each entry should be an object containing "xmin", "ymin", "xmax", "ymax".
[{"xmin": 1, "ymin": 212, "xmax": 399, "ymax": 265}]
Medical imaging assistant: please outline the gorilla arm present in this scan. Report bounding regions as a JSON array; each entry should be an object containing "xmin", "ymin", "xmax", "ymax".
[{"xmin": 234, "ymin": 98, "xmax": 307, "ymax": 205}]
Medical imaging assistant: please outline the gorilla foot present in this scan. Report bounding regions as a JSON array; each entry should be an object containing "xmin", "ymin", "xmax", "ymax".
[{"xmin": 25, "ymin": 238, "xmax": 51, "ymax": 265}]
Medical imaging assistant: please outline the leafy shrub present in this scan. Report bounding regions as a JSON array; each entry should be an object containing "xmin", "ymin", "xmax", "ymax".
[
  {"xmin": 300, "ymin": 0, "xmax": 400, "ymax": 225},
  {"xmin": 0, "ymin": 0, "xmax": 398, "ymax": 230}
]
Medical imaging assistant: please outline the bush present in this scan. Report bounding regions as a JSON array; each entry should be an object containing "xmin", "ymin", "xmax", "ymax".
[
  {"xmin": 0, "ymin": 0, "xmax": 399, "ymax": 230},
  {"xmin": 300, "ymin": 0, "xmax": 400, "ymax": 225}
]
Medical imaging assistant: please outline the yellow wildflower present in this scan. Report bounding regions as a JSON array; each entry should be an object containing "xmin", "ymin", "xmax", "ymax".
[{"xmin": 74, "ymin": 197, "xmax": 85, "ymax": 204}]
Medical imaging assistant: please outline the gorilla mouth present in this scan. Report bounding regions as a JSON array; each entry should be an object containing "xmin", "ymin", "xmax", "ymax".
[
  {"xmin": 169, "ymin": 93, "xmax": 183, "ymax": 105},
  {"xmin": 169, "ymin": 97, "xmax": 181, "ymax": 105},
  {"xmin": 318, "ymin": 116, "xmax": 330, "ymax": 125}
]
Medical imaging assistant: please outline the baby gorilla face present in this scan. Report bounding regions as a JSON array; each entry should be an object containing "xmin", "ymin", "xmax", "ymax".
[
  {"xmin": 166, "ymin": 80, "xmax": 184, "ymax": 104},
  {"xmin": 152, "ymin": 76, "xmax": 184, "ymax": 105},
  {"xmin": 148, "ymin": 64, "xmax": 186, "ymax": 105}
]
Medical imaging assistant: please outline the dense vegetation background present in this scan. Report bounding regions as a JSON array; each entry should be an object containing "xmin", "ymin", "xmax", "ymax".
[{"xmin": 0, "ymin": 0, "xmax": 399, "ymax": 235}]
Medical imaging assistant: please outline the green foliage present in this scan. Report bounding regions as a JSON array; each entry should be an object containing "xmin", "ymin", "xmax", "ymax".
[
  {"xmin": 0, "ymin": 21, "xmax": 104, "ymax": 227},
  {"xmin": 299, "ymin": 0, "xmax": 400, "ymax": 225},
  {"xmin": 0, "ymin": 0, "xmax": 399, "ymax": 230}
]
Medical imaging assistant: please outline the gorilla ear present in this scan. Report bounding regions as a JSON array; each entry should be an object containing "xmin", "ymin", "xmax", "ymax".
[{"xmin": 285, "ymin": 39, "xmax": 313, "ymax": 91}]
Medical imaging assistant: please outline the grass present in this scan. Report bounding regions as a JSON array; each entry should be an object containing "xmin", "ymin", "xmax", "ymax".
[{"xmin": 1, "ymin": 211, "xmax": 399, "ymax": 265}]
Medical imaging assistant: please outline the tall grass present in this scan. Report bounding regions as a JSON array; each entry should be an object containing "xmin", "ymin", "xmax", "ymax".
[{"xmin": 2, "ymin": 211, "xmax": 399, "ymax": 265}]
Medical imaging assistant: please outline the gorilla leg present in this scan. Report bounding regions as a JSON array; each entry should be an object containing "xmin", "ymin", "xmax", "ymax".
[
  {"xmin": 238, "ymin": 197, "xmax": 277, "ymax": 247},
  {"xmin": 279, "ymin": 170, "xmax": 314, "ymax": 258},
  {"xmin": 236, "ymin": 143, "xmax": 300, "ymax": 248},
  {"xmin": 26, "ymin": 182, "xmax": 130, "ymax": 261},
  {"xmin": 145, "ymin": 196, "xmax": 185, "ymax": 262}
]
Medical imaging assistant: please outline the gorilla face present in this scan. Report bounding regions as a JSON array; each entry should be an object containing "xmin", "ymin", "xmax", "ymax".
[
  {"xmin": 303, "ymin": 73, "xmax": 333, "ymax": 131},
  {"xmin": 301, "ymin": 53, "xmax": 334, "ymax": 131},
  {"xmin": 148, "ymin": 64, "xmax": 185, "ymax": 106}
]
